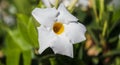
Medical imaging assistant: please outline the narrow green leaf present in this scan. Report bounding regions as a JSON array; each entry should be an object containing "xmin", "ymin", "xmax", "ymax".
[
  {"xmin": 115, "ymin": 57, "xmax": 120, "ymax": 65},
  {"xmin": 112, "ymin": 9, "xmax": 120, "ymax": 22},
  {"xmin": 17, "ymin": 15, "xmax": 30, "ymax": 44},
  {"xmin": 17, "ymin": 14, "xmax": 34, "ymax": 48},
  {"xmin": 22, "ymin": 50, "xmax": 32, "ymax": 65},
  {"xmin": 28, "ymin": 17, "xmax": 39, "ymax": 48},
  {"xmin": 112, "ymin": 0, "xmax": 120, "ymax": 22},
  {"xmin": 49, "ymin": 58, "xmax": 57, "ymax": 65},
  {"xmin": 117, "ymin": 39, "xmax": 120, "ymax": 49},
  {"xmin": 78, "ymin": 43, "xmax": 84, "ymax": 60},
  {"xmin": 12, "ymin": 0, "xmax": 32, "ymax": 15},
  {"xmin": 92, "ymin": 57, "xmax": 99, "ymax": 65},
  {"xmin": 73, "ymin": 9, "xmax": 86, "ymax": 22},
  {"xmin": 103, "ymin": 50, "xmax": 120, "ymax": 57},
  {"xmin": 6, "ymin": 29, "xmax": 32, "ymax": 50},
  {"xmin": 6, "ymin": 49, "xmax": 21, "ymax": 65}
]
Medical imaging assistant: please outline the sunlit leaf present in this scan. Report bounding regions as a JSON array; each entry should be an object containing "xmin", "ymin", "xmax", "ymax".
[
  {"xmin": 115, "ymin": 57, "xmax": 120, "ymax": 65},
  {"xmin": 28, "ymin": 17, "xmax": 39, "ymax": 48},
  {"xmin": 22, "ymin": 50, "xmax": 32, "ymax": 65},
  {"xmin": 5, "ymin": 28, "xmax": 32, "ymax": 50},
  {"xmin": 17, "ymin": 14, "xmax": 38, "ymax": 48},
  {"xmin": 12, "ymin": 0, "xmax": 32, "ymax": 15},
  {"xmin": 6, "ymin": 49, "xmax": 21, "ymax": 65}
]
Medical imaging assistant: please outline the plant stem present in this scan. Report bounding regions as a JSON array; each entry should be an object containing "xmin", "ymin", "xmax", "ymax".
[
  {"xmin": 49, "ymin": 58, "xmax": 57, "ymax": 65},
  {"xmin": 68, "ymin": 0, "xmax": 78, "ymax": 13},
  {"xmin": 92, "ymin": 0, "xmax": 99, "ymax": 22},
  {"xmin": 99, "ymin": 0, "xmax": 104, "ymax": 21},
  {"xmin": 55, "ymin": 0, "xmax": 59, "ymax": 8},
  {"xmin": 102, "ymin": 20, "xmax": 107, "ymax": 37}
]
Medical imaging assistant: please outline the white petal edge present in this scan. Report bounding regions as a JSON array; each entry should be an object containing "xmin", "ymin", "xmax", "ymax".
[
  {"xmin": 32, "ymin": 8, "xmax": 58, "ymax": 27},
  {"xmin": 37, "ymin": 26, "xmax": 56, "ymax": 54},
  {"xmin": 51, "ymin": 36, "xmax": 73, "ymax": 58},
  {"xmin": 64, "ymin": 22, "xmax": 86, "ymax": 44},
  {"xmin": 57, "ymin": 3, "xmax": 78, "ymax": 24}
]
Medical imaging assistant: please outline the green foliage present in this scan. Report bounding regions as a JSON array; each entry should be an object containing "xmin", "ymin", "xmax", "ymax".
[
  {"xmin": 0, "ymin": 0, "xmax": 120, "ymax": 65},
  {"xmin": 4, "ymin": 15, "xmax": 37, "ymax": 65}
]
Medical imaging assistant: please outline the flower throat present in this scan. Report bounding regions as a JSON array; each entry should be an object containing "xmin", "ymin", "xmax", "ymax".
[{"xmin": 53, "ymin": 22, "xmax": 64, "ymax": 35}]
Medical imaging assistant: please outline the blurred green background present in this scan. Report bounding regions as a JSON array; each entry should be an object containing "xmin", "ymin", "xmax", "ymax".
[{"xmin": 0, "ymin": 0, "xmax": 120, "ymax": 65}]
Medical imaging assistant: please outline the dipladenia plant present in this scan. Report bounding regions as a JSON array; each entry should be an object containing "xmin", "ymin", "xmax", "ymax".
[{"xmin": 32, "ymin": 3, "xmax": 86, "ymax": 58}]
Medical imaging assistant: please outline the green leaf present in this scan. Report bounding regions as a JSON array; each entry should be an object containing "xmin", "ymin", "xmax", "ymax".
[
  {"xmin": 12, "ymin": 0, "xmax": 32, "ymax": 15},
  {"xmin": 103, "ymin": 50, "xmax": 120, "ymax": 57},
  {"xmin": 5, "ymin": 29, "xmax": 20, "ymax": 50},
  {"xmin": 87, "ymin": 27, "xmax": 100, "ymax": 44},
  {"xmin": 5, "ymin": 29, "xmax": 32, "ymax": 50},
  {"xmin": 117, "ymin": 39, "xmax": 120, "ymax": 49},
  {"xmin": 73, "ymin": 9, "xmax": 86, "ymax": 22},
  {"xmin": 6, "ymin": 49, "xmax": 21, "ymax": 65},
  {"xmin": 28, "ymin": 17, "xmax": 39, "ymax": 48},
  {"xmin": 49, "ymin": 58, "xmax": 57, "ymax": 65},
  {"xmin": 17, "ymin": 14, "xmax": 39, "ymax": 48},
  {"xmin": 22, "ymin": 50, "xmax": 32, "ymax": 65},
  {"xmin": 115, "ymin": 57, "xmax": 120, "ymax": 65},
  {"xmin": 5, "ymin": 28, "xmax": 33, "ymax": 65},
  {"xmin": 17, "ymin": 14, "xmax": 36, "ymax": 48},
  {"xmin": 17, "ymin": 14, "xmax": 29, "ymax": 42},
  {"xmin": 78, "ymin": 43, "xmax": 84, "ymax": 60},
  {"xmin": 107, "ymin": 20, "xmax": 120, "ymax": 49},
  {"xmin": 112, "ymin": 9, "xmax": 120, "ymax": 22},
  {"xmin": 17, "ymin": 14, "xmax": 29, "ymax": 25},
  {"xmin": 92, "ymin": 57, "xmax": 99, "ymax": 65},
  {"xmin": 112, "ymin": 0, "xmax": 120, "ymax": 22},
  {"xmin": 5, "ymin": 28, "xmax": 32, "ymax": 65}
]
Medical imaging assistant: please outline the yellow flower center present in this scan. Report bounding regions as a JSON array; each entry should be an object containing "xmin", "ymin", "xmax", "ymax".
[{"xmin": 53, "ymin": 22, "xmax": 64, "ymax": 35}]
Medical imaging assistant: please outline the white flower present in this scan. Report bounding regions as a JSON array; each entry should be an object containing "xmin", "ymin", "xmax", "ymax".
[{"xmin": 32, "ymin": 4, "xmax": 86, "ymax": 58}]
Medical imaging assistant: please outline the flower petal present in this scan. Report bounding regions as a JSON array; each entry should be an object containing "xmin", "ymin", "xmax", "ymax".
[
  {"xmin": 37, "ymin": 26, "xmax": 56, "ymax": 54},
  {"xmin": 42, "ymin": 0, "xmax": 52, "ymax": 7},
  {"xmin": 64, "ymin": 23, "xmax": 86, "ymax": 44},
  {"xmin": 32, "ymin": 8, "xmax": 58, "ymax": 27},
  {"xmin": 57, "ymin": 3, "xmax": 78, "ymax": 24},
  {"xmin": 51, "ymin": 35, "xmax": 73, "ymax": 58}
]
